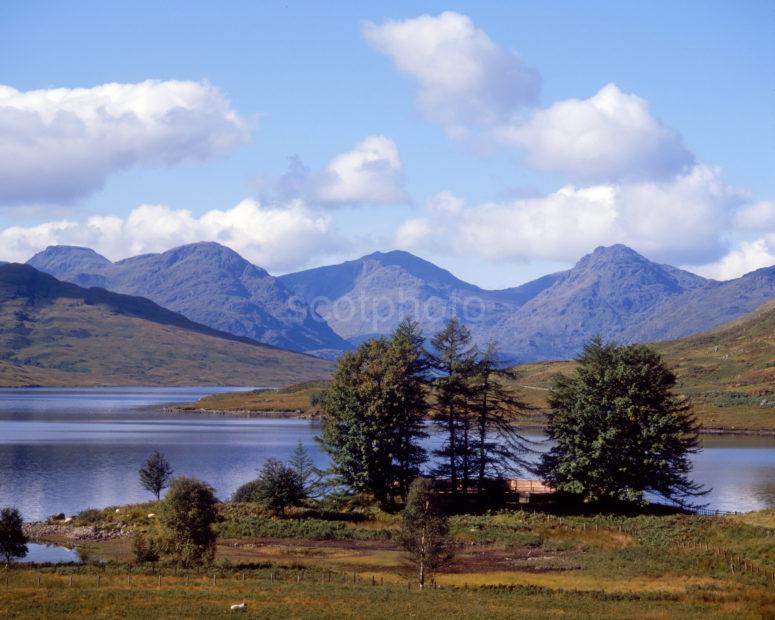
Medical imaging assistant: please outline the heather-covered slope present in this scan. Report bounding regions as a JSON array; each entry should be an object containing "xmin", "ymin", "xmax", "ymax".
[
  {"xmin": 515, "ymin": 299, "xmax": 775, "ymax": 430},
  {"xmin": 0, "ymin": 264, "xmax": 333, "ymax": 387}
]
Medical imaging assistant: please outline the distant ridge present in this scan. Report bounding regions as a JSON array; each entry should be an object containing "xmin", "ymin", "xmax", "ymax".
[
  {"xmin": 29, "ymin": 242, "xmax": 350, "ymax": 356},
  {"xmin": 281, "ymin": 244, "xmax": 775, "ymax": 362},
  {"xmin": 26, "ymin": 242, "xmax": 775, "ymax": 363},
  {"xmin": 279, "ymin": 249, "xmax": 561, "ymax": 343},
  {"xmin": 0, "ymin": 264, "xmax": 333, "ymax": 387}
]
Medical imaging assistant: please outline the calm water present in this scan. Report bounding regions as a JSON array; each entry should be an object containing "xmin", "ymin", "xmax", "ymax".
[{"xmin": 0, "ymin": 388, "xmax": 774, "ymax": 522}]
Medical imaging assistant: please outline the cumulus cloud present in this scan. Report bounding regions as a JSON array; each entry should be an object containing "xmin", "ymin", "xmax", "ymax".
[
  {"xmin": 0, "ymin": 80, "xmax": 250, "ymax": 205},
  {"xmin": 499, "ymin": 83, "xmax": 694, "ymax": 182},
  {"xmin": 734, "ymin": 201, "xmax": 775, "ymax": 231},
  {"xmin": 394, "ymin": 191, "xmax": 462, "ymax": 249},
  {"xmin": 0, "ymin": 200, "xmax": 341, "ymax": 272},
  {"xmin": 263, "ymin": 135, "xmax": 407, "ymax": 207},
  {"xmin": 363, "ymin": 11, "xmax": 539, "ymax": 133},
  {"xmin": 314, "ymin": 135, "xmax": 406, "ymax": 205},
  {"xmin": 396, "ymin": 165, "xmax": 746, "ymax": 266},
  {"xmin": 693, "ymin": 237, "xmax": 775, "ymax": 280}
]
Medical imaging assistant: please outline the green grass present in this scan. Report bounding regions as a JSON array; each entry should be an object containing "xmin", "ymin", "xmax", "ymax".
[
  {"xmin": 180, "ymin": 380, "xmax": 331, "ymax": 415},
  {"xmin": 5, "ymin": 568, "xmax": 766, "ymax": 619},
  {"xmin": 24, "ymin": 503, "xmax": 775, "ymax": 617}
]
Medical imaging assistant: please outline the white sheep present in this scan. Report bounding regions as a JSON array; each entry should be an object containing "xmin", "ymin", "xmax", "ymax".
[{"xmin": 229, "ymin": 602, "xmax": 247, "ymax": 612}]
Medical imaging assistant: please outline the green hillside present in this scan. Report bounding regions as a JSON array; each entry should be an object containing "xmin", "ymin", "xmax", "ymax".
[
  {"xmin": 0, "ymin": 264, "xmax": 333, "ymax": 387},
  {"xmin": 515, "ymin": 299, "xmax": 775, "ymax": 431}
]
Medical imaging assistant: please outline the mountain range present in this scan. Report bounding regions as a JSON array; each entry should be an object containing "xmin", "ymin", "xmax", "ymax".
[
  {"xmin": 28, "ymin": 242, "xmax": 348, "ymax": 357},
  {"xmin": 26, "ymin": 242, "xmax": 775, "ymax": 362},
  {"xmin": 0, "ymin": 263, "xmax": 332, "ymax": 387}
]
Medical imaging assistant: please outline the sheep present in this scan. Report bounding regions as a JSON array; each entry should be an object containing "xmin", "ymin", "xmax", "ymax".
[
  {"xmin": 229, "ymin": 602, "xmax": 247, "ymax": 612},
  {"xmin": 147, "ymin": 513, "xmax": 156, "ymax": 518}
]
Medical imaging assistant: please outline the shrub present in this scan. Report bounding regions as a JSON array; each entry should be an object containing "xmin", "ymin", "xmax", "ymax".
[
  {"xmin": 157, "ymin": 477, "xmax": 218, "ymax": 567},
  {"xmin": 131, "ymin": 533, "xmax": 159, "ymax": 564},
  {"xmin": 0, "ymin": 506, "xmax": 28, "ymax": 564},
  {"xmin": 252, "ymin": 459, "xmax": 306, "ymax": 516}
]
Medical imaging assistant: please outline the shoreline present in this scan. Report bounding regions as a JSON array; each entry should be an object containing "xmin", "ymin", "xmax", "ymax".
[{"xmin": 164, "ymin": 405, "xmax": 775, "ymax": 437}]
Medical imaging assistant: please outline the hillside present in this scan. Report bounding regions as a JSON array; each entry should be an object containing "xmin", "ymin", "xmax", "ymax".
[
  {"xmin": 0, "ymin": 264, "xmax": 333, "ymax": 387},
  {"xmin": 28, "ymin": 242, "xmax": 349, "ymax": 356},
  {"xmin": 491, "ymin": 245, "xmax": 711, "ymax": 360},
  {"xmin": 514, "ymin": 299, "xmax": 775, "ymax": 431}
]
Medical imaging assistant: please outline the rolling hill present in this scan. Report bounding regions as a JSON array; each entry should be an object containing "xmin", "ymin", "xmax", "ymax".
[
  {"xmin": 515, "ymin": 299, "xmax": 775, "ymax": 431},
  {"xmin": 0, "ymin": 264, "xmax": 333, "ymax": 387},
  {"xmin": 28, "ymin": 242, "xmax": 350, "ymax": 356}
]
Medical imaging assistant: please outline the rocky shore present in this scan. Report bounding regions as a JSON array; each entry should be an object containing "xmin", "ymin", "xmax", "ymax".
[{"xmin": 23, "ymin": 522, "xmax": 130, "ymax": 542}]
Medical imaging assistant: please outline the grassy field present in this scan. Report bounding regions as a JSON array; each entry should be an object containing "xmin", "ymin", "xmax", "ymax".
[
  {"xmin": 16, "ymin": 503, "xmax": 774, "ymax": 618},
  {"xmin": 177, "ymin": 381, "xmax": 330, "ymax": 416}
]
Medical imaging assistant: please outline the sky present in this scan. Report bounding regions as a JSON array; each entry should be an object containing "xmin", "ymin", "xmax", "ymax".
[{"xmin": 1, "ymin": 1, "xmax": 773, "ymax": 288}]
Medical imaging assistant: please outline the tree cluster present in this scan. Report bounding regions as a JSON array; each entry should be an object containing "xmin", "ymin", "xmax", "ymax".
[{"xmin": 320, "ymin": 317, "xmax": 530, "ymax": 507}]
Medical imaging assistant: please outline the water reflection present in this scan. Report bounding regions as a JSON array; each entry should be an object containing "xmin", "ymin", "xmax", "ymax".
[{"xmin": 22, "ymin": 542, "xmax": 81, "ymax": 564}]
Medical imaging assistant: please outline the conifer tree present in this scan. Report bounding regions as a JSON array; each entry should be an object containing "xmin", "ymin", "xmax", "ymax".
[{"xmin": 539, "ymin": 338, "xmax": 704, "ymax": 507}]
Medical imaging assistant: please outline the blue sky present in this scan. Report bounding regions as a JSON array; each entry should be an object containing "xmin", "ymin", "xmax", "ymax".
[{"xmin": 1, "ymin": 1, "xmax": 773, "ymax": 287}]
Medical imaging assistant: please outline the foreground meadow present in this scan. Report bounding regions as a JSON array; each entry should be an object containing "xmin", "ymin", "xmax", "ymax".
[{"xmin": 7, "ymin": 505, "xmax": 774, "ymax": 618}]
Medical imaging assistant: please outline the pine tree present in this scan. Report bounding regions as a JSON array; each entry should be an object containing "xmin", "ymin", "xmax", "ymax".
[
  {"xmin": 139, "ymin": 450, "xmax": 174, "ymax": 500},
  {"xmin": 386, "ymin": 318, "xmax": 429, "ymax": 498},
  {"xmin": 428, "ymin": 318, "xmax": 477, "ymax": 494},
  {"xmin": 470, "ymin": 342, "xmax": 532, "ymax": 492},
  {"xmin": 399, "ymin": 478, "xmax": 451, "ymax": 589},
  {"xmin": 539, "ymin": 338, "xmax": 705, "ymax": 508},
  {"xmin": 289, "ymin": 440, "xmax": 321, "ymax": 498}
]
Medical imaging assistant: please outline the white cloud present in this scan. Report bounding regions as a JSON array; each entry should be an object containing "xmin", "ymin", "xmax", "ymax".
[
  {"xmin": 393, "ymin": 191, "xmax": 464, "ymax": 250},
  {"xmin": 0, "ymin": 200, "xmax": 341, "ymax": 272},
  {"xmin": 363, "ymin": 11, "xmax": 539, "ymax": 133},
  {"xmin": 0, "ymin": 80, "xmax": 250, "ymax": 205},
  {"xmin": 499, "ymin": 83, "xmax": 694, "ymax": 182},
  {"xmin": 314, "ymin": 135, "xmax": 406, "ymax": 205},
  {"xmin": 693, "ymin": 237, "xmax": 775, "ymax": 280},
  {"xmin": 734, "ymin": 201, "xmax": 775, "ymax": 231},
  {"xmin": 397, "ymin": 165, "xmax": 745, "ymax": 266}
]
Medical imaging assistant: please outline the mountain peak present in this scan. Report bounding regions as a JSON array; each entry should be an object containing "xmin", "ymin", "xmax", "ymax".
[{"xmin": 31, "ymin": 245, "xmax": 111, "ymax": 264}]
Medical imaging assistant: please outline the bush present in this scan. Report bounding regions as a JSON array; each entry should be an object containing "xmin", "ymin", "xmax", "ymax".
[
  {"xmin": 0, "ymin": 506, "xmax": 28, "ymax": 564},
  {"xmin": 252, "ymin": 459, "xmax": 306, "ymax": 516},
  {"xmin": 231, "ymin": 480, "xmax": 262, "ymax": 503},
  {"xmin": 76, "ymin": 508, "xmax": 103, "ymax": 525},
  {"xmin": 157, "ymin": 477, "xmax": 218, "ymax": 567},
  {"xmin": 131, "ymin": 533, "xmax": 159, "ymax": 564}
]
